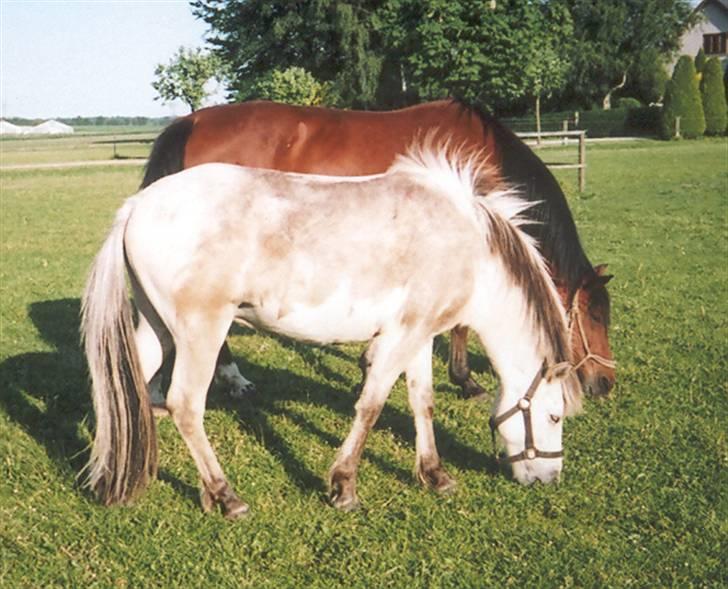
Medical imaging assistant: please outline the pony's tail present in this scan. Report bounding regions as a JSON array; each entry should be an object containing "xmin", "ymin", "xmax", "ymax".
[
  {"xmin": 80, "ymin": 197, "xmax": 157, "ymax": 505},
  {"xmin": 140, "ymin": 116, "xmax": 193, "ymax": 188}
]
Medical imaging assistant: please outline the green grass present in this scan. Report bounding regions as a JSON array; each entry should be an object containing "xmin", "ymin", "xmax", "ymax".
[
  {"xmin": 1, "ymin": 138, "xmax": 726, "ymax": 588},
  {"xmin": 0, "ymin": 132, "xmax": 156, "ymax": 165}
]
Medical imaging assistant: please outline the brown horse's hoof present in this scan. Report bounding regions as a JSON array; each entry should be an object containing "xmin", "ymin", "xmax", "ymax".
[{"xmin": 461, "ymin": 377, "xmax": 489, "ymax": 400}]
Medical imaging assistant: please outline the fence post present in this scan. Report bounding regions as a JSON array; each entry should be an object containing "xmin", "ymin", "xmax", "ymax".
[
  {"xmin": 579, "ymin": 131, "xmax": 586, "ymax": 192},
  {"xmin": 562, "ymin": 120, "xmax": 569, "ymax": 145},
  {"xmin": 675, "ymin": 116, "xmax": 681, "ymax": 139}
]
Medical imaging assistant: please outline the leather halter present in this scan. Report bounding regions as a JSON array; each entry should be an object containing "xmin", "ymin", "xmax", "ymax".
[
  {"xmin": 569, "ymin": 295, "xmax": 616, "ymax": 371},
  {"xmin": 489, "ymin": 361, "xmax": 566, "ymax": 464}
]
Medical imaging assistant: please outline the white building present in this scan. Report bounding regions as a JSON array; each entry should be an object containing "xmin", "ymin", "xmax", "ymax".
[
  {"xmin": 28, "ymin": 120, "xmax": 74, "ymax": 135},
  {"xmin": 676, "ymin": 0, "xmax": 728, "ymax": 71},
  {"xmin": 0, "ymin": 119, "xmax": 74, "ymax": 135}
]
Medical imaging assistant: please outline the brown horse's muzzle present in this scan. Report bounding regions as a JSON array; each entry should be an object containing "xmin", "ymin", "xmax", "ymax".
[{"xmin": 580, "ymin": 370, "xmax": 615, "ymax": 397}]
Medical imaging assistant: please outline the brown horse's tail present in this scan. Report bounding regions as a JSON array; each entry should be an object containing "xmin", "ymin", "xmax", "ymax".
[
  {"xmin": 80, "ymin": 197, "xmax": 158, "ymax": 505},
  {"xmin": 140, "ymin": 116, "xmax": 194, "ymax": 188}
]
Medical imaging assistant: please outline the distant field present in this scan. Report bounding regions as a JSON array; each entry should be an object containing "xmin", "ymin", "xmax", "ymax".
[
  {"xmin": 0, "ymin": 129, "xmax": 159, "ymax": 165},
  {"xmin": 0, "ymin": 138, "xmax": 726, "ymax": 587}
]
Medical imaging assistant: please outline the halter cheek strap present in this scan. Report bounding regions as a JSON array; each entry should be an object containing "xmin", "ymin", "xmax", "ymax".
[
  {"xmin": 569, "ymin": 298, "xmax": 616, "ymax": 371},
  {"xmin": 489, "ymin": 361, "xmax": 568, "ymax": 464}
]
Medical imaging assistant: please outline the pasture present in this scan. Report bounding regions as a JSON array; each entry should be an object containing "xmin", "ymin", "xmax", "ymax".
[{"xmin": 1, "ymin": 137, "xmax": 726, "ymax": 587}]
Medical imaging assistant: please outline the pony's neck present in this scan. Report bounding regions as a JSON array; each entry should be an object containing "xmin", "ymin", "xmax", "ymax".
[{"xmin": 469, "ymin": 265, "xmax": 550, "ymax": 396}]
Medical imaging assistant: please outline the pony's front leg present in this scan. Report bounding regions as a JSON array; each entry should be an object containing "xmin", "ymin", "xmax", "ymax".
[
  {"xmin": 448, "ymin": 325, "xmax": 487, "ymax": 399},
  {"xmin": 328, "ymin": 334, "xmax": 406, "ymax": 511},
  {"xmin": 407, "ymin": 340, "xmax": 456, "ymax": 494}
]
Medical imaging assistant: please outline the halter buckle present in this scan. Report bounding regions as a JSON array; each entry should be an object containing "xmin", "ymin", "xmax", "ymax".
[
  {"xmin": 517, "ymin": 397, "xmax": 530, "ymax": 410},
  {"xmin": 525, "ymin": 448, "xmax": 537, "ymax": 460}
]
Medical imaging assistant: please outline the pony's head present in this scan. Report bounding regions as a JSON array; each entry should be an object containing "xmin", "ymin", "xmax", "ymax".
[{"xmin": 559, "ymin": 264, "xmax": 615, "ymax": 397}]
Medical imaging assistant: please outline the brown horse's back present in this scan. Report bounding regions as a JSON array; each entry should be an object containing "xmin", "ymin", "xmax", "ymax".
[{"xmin": 182, "ymin": 100, "xmax": 500, "ymax": 176}]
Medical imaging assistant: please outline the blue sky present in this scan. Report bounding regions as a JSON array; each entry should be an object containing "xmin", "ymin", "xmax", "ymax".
[{"xmin": 0, "ymin": 0, "xmax": 223, "ymax": 118}]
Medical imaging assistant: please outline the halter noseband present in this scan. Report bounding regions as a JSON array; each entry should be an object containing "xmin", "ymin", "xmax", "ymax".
[
  {"xmin": 569, "ymin": 296, "xmax": 616, "ymax": 371},
  {"xmin": 489, "ymin": 361, "xmax": 569, "ymax": 464}
]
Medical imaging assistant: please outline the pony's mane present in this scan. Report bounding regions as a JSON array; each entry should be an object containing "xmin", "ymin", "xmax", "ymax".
[
  {"xmin": 451, "ymin": 98, "xmax": 596, "ymax": 299},
  {"xmin": 390, "ymin": 142, "xmax": 582, "ymax": 412}
]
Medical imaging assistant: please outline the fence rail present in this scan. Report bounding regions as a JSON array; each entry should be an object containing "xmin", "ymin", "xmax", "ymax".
[{"xmin": 516, "ymin": 130, "xmax": 587, "ymax": 192}]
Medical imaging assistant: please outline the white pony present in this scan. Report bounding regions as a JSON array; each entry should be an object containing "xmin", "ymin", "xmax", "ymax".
[{"xmin": 81, "ymin": 144, "xmax": 581, "ymax": 519}]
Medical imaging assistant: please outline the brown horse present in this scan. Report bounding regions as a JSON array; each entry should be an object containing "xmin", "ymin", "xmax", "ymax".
[{"xmin": 142, "ymin": 99, "xmax": 615, "ymax": 398}]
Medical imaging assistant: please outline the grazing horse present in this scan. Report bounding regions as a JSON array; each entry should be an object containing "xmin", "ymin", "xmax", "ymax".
[
  {"xmin": 141, "ymin": 99, "xmax": 615, "ymax": 400},
  {"xmin": 82, "ymin": 146, "xmax": 581, "ymax": 518}
]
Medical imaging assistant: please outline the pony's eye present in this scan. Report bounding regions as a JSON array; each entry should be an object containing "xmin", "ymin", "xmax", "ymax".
[{"xmin": 549, "ymin": 414, "xmax": 561, "ymax": 424}]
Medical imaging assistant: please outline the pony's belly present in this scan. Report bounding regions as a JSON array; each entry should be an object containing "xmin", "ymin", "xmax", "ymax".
[{"xmin": 235, "ymin": 287, "xmax": 408, "ymax": 344}]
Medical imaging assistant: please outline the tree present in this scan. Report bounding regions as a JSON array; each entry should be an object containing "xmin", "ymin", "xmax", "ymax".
[
  {"xmin": 192, "ymin": 0, "xmax": 382, "ymax": 107},
  {"xmin": 252, "ymin": 67, "xmax": 332, "ymax": 106},
  {"xmin": 193, "ymin": 0, "xmax": 573, "ymax": 113},
  {"xmin": 152, "ymin": 46, "xmax": 223, "ymax": 112},
  {"xmin": 562, "ymin": 0, "xmax": 696, "ymax": 109},
  {"xmin": 660, "ymin": 56, "xmax": 705, "ymax": 139},
  {"xmin": 521, "ymin": 3, "xmax": 572, "ymax": 134},
  {"xmin": 377, "ymin": 0, "xmax": 573, "ymax": 113},
  {"xmin": 694, "ymin": 48, "xmax": 707, "ymax": 75},
  {"xmin": 700, "ymin": 57, "xmax": 727, "ymax": 135}
]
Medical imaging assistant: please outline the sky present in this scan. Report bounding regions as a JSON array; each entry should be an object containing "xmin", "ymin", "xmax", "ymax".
[{"xmin": 0, "ymin": 0, "xmax": 225, "ymax": 118}]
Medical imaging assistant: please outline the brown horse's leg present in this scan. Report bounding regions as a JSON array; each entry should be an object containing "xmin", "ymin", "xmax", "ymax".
[
  {"xmin": 448, "ymin": 325, "xmax": 487, "ymax": 399},
  {"xmin": 328, "ymin": 333, "xmax": 408, "ymax": 511},
  {"xmin": 213, "ymin": 341, "xmax": 256, "ymax": 398},
  {"xmin": 168, "ymin": 315, "xmax": 249, "ymax": 520},
  {"xmin": 407, "ymin": 340, "xmax": 456, "ymax": 494}
]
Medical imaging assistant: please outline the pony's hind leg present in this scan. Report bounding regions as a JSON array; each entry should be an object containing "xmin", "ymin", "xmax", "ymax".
[
  {"xmin": 328, "ymin": 331, "xmax": 416, "ymax": 511},
  {"xmin": 166, "ymin": 311, "xmax": 249, "ymax": 520},
  {"xmin": 448, "ymin": 325, "xmax": 487, "ymax": 399},
  {"xmin": 131, "ymin": 271, "xmax": 174, "ymax": 412},
  {"xmin": 407, "ymin": 340, "xmax": 456, "ymax": 494}
]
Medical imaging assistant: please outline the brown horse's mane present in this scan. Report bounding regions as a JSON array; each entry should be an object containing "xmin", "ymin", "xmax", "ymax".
[{"xmin": 451, "ymin": 99, "xmax": 602, "ymax": 301}]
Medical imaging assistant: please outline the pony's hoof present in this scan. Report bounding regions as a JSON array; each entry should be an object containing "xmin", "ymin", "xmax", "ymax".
[
  {"xmin": 223, "ymin": 498, "xmax": 251, "ymax": 520},
  {"xmin": 200, "ymin": 488, "xmax": 215, "ymax": 514},
  {"xmin": 418, "ymin": 462, "xmax": 457, "ymax": 495},
  {"xmin": 329, "ymin": 476, "xmax": 360, "ymax": 512},
  {"xmin": 434, "ymin": 475, "xmax": 457, "ymax": 495},
  {"xmin": 330, "ymin": 492, "xmax": 361, "ymax": 512}
]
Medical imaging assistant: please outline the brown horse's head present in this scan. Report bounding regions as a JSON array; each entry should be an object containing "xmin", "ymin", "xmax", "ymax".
[{"xmin": 557, "ymin": 264, "xmax": 615, "ymax": 397}]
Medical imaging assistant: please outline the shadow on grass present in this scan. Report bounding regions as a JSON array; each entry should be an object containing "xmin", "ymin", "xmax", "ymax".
[{"xmin": 1, "ymin": 298, "xmax": 497, "ymax": 509}]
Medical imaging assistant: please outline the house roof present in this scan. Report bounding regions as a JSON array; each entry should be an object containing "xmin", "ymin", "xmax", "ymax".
[{"xmin": 695, "ymin": 0, "xmax": 728, "ymax": 14}]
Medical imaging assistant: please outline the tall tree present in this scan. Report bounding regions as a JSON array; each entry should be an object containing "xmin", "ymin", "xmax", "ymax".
[
  {"xmin": 192, "ymin": 0, "xmax": 573, "ymax": 113},
  {"xmin": 701, "ymin": 57, "xmax": 728, "ymax": 135},
  {"xmin": 660, "ymin": 55, "xmax": 705, "ymax": 139},
  {"xmin": 377, "ymin": 0, "xmax": 573, "ymax": 113},
  {"xmin": 563, "ymin": 0, "xmax": 696, "ymax": 109},
  {"xmin": 191, "ymin": 0, "xmax": 382, "ymax": 107},
  {"xmin": 152, "ymin": 46, "xmax": 223, "ymax": 112}
]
